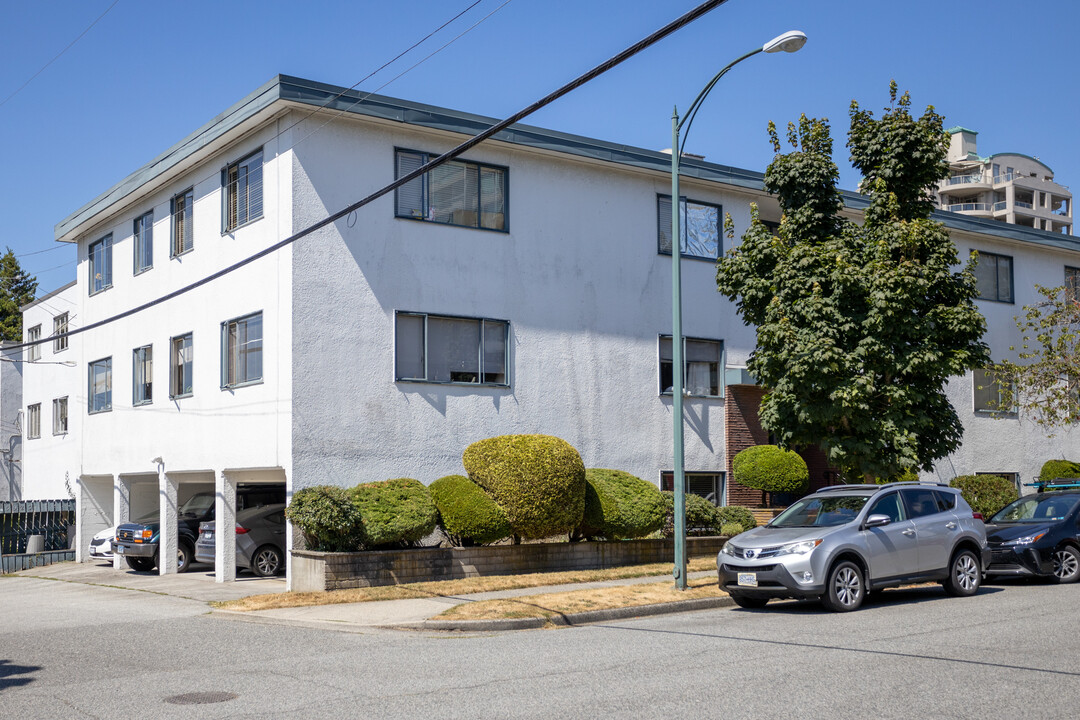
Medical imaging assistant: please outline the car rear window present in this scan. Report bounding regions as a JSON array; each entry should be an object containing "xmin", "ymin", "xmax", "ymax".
[{"xmin": 901, "ymin": 488, "xmax": 941, "ymax": 519}]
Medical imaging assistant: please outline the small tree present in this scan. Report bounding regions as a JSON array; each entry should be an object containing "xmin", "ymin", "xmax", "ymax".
[
  {"xmin": 732, "ymin": 445, "xmax": 809, "ymax": 504},
  {"xmin": 0, "ymin": 248, "xmax": 38, "ymax": 342}
]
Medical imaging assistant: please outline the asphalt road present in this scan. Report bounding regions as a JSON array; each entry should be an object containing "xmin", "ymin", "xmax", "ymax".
[{"xmin": 2, "ymin": 575, "xmax": 1077, "ymax": 719}]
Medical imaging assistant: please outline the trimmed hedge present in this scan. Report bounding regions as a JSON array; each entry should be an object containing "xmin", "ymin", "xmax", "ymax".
[
  {"xmin": 660, "ymin": 491, "xmax": 723, "ymax": 537},
  {"xmin": 350, "ymin": 478, "xmax": 439, "ymax": 548},
  {"xmin": 716, "ymin": 505, "xmax": 757, "ymax": 533},
  {"xmin": 463, "ymin": 434, "xmax": 586, "ymax": 540},
  {"xmin": 732, "ymin": 445, "xmax": 809, "ymax": 494},
  {"xmin": 1040, "ymin": 459, "xmax": 1080, "ymax": 482},
  {"xmin": 575, "ymin": 469, "xmax": 667, "ymax": 540},
  {"xmin": 430, "ymin": 475, "xmax": 512, "ymax": 546},
  {"xmin": 720, "ymin": 522, "xmax": 744, "ymax": 537},
  {"xmin": 285, "ymin": 485, "xmax": 364, "ymax": 552},
  {"xmin": 950, "ymin": 475, "xmax": 1019, "ymax": 518}
]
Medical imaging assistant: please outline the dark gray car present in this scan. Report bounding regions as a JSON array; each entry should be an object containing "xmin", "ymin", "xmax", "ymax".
[
  {"xmin": 718, "ymin": 482, "xmax": 990, "ymax": 612},
  {"xmin": 195, "ymin": 503, "xmax": 287, "ymax": 577}
]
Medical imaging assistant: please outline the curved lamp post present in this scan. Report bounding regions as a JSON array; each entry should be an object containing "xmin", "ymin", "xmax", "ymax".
[{"xmin": 670, "ymin": 30, "xmax": 807, "ymax": 590}]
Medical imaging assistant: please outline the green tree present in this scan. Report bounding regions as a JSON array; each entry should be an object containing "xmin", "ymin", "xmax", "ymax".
[
  {"xmin": 993, "ymin": 283, "xmax": 1080, "ymax": 431},
  {"xmin": 0, "ymin": 248, "xmax": 38, "ymax": 342},
  {"xmin": 716, "ymin": 83, "xmax": 989, "ymax": 481}
]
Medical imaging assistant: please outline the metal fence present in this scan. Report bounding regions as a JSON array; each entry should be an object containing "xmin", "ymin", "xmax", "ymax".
[{"xmin": 1, "ymin": 499, "xmax": 75, "ymax": 555}]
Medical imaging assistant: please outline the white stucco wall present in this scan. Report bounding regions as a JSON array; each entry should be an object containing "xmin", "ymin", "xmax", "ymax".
[{"xmin": 288, "ymin": 113, "xmax": 761, "ymax": 490}]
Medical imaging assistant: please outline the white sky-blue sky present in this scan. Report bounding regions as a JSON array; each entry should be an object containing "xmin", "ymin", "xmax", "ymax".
[{"xmin": 3, "ymin": 0, "xmax": 1078, "ymax": 295}]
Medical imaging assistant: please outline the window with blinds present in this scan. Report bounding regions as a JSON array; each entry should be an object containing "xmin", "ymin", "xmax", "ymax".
[
  {"xmin": 221, "ymin": 312, "xmax": 263, "ymax": 388},
  {"xmin": 133, "ymin": 345, "xmax": 152, "ymax": 406},
  {"xmin": 972, "ymin": 250, "xmax": 1013, "ymax": 303},
  {"xmin": 660, "ymin": 471, "xmax": 726, "ymax": 506},
  {"xmin": 53, "ymin": 313, "xmax": 68, "ymax": 353},
  {"xmin": 88, "ymin": 357, "xmax": 112, "ymax": 414},
  {"xmin": 133, "ymin": 210, "xmax": 153, "ymax": 274},
  {"xmin": 26, "ymin": 403, "xmax": 40, "ymax": 439},
  {"xmin": 396, "ymin": 312, "xmax": 508, "ymax": 386},
  {"xmin": 171, "ymin": 189, "xmax": 194, "ymax": 256},
  {"xmin": 973, "ymin": 367, "xmax": 1015, "ymax": 413},
  {"xmin": 26, "ymin": 325, "xmax": 41, "ymax": 362},
  {"xmin": 657, "ymin": 195, "xmax": 721, "ymax": 260},
  {"xmin": 170, "ymin": 333, "xmax": 193, "ymax": 398},
  {"xmin": 394, "ymin": 149, "xmax": 507, "ymax": 231},
  {"xmin": 52, "ymin": 397, "xmax": 68, "ymax": 435},
  {"xmin": 224, "ymin": 149, "xmax": 263, "ymax": 231},
  {"xmin": 659, "ymin": 335, "xmax": 724, "ymax": 397}
]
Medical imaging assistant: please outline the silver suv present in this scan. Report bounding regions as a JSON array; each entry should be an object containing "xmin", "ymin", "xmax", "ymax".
[{"xmin": 718, "ymin": 483, "xmax": 990, "ymax": 612}]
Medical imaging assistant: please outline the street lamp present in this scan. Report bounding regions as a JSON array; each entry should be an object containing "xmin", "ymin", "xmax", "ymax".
[{"xmin": 670, "ymin": 30, "xmax": 807, "ymax": 590}]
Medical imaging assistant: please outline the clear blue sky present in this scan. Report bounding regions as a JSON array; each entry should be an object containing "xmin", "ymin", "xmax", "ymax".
[{"xmin": 3, "ymin": 0, "xmax": 1079, "ymax": 296}]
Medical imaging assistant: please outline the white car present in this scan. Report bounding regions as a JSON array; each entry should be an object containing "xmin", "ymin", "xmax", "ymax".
[{"xmin": 88, "ymin": 527, "xmax": 116, "ymax": 561}]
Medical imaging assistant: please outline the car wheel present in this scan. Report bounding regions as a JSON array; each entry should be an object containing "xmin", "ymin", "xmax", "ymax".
[
  {"xmin": 943, "ymin": 549, "xmax": 981, "ymax": 597},
  {"xmin": 821, "ymin": 560, "xmax": 864, "ymax": 612},
  {"xmin": 1051, "ymin": 546, "xmax": 1080, "ymax": 584},
  {"xmin": 730, "ymin": 594, "xmax": 768, "ymax": 609},
  {"xmin": 251, "ymin": 545, "xmax": 283, "ymax": 577},
  {"xmin": 125, "ymin": 556, "xmax": 155, "ymax": 572},
  {"xmin": 176, "ymin": 543, "xmax": 193, "ymax": 574}
]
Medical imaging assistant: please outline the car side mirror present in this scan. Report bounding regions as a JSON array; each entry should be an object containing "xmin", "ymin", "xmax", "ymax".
[{"xmin": 865, "ymin": 514, "xmax": 891, "ymax": 528}]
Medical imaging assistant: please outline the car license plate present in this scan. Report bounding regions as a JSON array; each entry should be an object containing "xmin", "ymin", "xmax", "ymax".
[
  {"xmin": 737, "ymin": 572, "xmax": 758, "ymax": 588},
  {"xmin": 115, "ymin": 545, "xmax": 124, "ymax": 554}
]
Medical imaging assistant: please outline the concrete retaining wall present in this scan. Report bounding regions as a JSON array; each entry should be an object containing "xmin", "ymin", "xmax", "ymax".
[{"xmin": 291, "ymin": 537, "xmax": 726, "ymax": 592}]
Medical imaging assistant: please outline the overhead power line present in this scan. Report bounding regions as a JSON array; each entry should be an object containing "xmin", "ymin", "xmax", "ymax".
[{"xmin": 14, "ymin": 0, "xmax": 729, "ymax": 352}]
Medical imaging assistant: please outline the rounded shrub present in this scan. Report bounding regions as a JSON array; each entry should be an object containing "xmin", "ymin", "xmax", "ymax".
[
  {"xmin": 462, "ymin": 434, "xmax": 586, "ymax": 540},
  {"xmin": 1040, "ymin": 459, "xmax": 1080, "ymax": 482},
  {"xmin": 575, "ymin": 469, "xmax": 667, "ymax": 540},
  {"xmin": 285, "ymin": 485, "xmax": 364, "ymax": 552},
  {"xmin": 660, "ymin": 491, "xmax": 723, "ymax": 537},
  {"xmin": 950, "ymin": 475, "xmax": 1019, "ymax": 518},
  {"xmin": 720, "ymin": 522, "xmax": 744, "ymax": 537},
  {"xmin": 732, "ymin": 445, "xmax": 809, "ymax": 494},
  {"xmin": 716, "ymin": 505, "xmax": 758, "ymax": 533},
  {"xmin": 350, "ymin": 478, "xmax": 439, "ymax": 548},
  {"xmin": 430, "ymin": 475, "xmax": 512, "ymax": 546}
]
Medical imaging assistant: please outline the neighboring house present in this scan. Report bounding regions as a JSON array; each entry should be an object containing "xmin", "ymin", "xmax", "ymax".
[
  {"xmin": 23, "ymin": 75, "xmax": 1080, "ymax": 586},
  {"xmin": 936, "ymin": 127, "xmax": 1072, "ymax": 235},
  {"xmin": 0, "ymin": 342, "xmax": 23, "ymax": 501}
]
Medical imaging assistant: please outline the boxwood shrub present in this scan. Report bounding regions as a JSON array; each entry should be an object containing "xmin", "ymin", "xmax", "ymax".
[
  {"xmin": 350, "ymin": 478, "xmax": 439, "ymax": 548},
  {"xmin": 716, "ymin": 505, "xmax": 757, "ymax": 533},
  {"xmin": 1040, "ymin": 459, "xmax": 1080, "ymax": 482},
  {"xmin": 285, "ymin": 485, "xmax": 364, "ymax": 552},
  {"xmin": 575, "ymin": 469, "xmax": 667, "ymax": 540},
  {"xmin": 732, "ymin": 445, "xmax": 809, "ymax": 494},
  {"xmin": 950, "ymin": 474, "xmax": 1018, "ymax": 518},
  {"xmin": 720, "ymin": 522, "xmax": 744, "ymax": 537},
  {"xmin": 463, "ymin": 434, "xmax": 586, "ymax": 540},
  {"xmin": 660, "ymin": 491, "xmax": 723, "ymax": 537},
  {"xmin": 430, "ymin": 475, "xmax": 512, "ymax": 546}
]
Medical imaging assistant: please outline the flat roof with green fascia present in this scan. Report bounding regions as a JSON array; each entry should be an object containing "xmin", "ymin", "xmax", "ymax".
[{"xmin": 54, "ymin": 75, "xmax": 1080, "ymax": 256}]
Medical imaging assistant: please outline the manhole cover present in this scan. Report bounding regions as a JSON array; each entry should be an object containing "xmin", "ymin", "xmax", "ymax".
[{"xmin": 164, "ymin": 691, "xmax": 238, "ymax": 705}]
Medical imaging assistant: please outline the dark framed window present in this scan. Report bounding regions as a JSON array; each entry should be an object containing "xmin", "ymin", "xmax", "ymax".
[
  {"xmin": 1066, "ymin": 266, "xmax": 1080, "ymax": 301},
  {"xmin": 53, "ymin": 313, "xmax": 68, "ymax": 353},
  {"xmin": 660, "ymin": 471, "xmax": 726, "ymax": 506},
  {"xmin": 657, "ymin": 195, "xmax": 721, "ymax": 260},
  {"xmin": 395, "ymin": 312, "xmax": 508, "ymax": 385},
  {"xmin": 88, "ymin": 357, "xmax": 112, "ymax": 414},
  {"xmin": 171, "ymin": 188, "xmax": 194, "ymax": 256},
  {"xmin": 973, "ymin": 250, "xmax": 1013, "ymax": 303},
  {"xmin": 973, "ymin": 367, "xmax": 1015, "ymax": 413},
  {"xmin": 133, "ymin": 210, "xmax": 153, "ymax": 274},
  {"xmin": 52, "ymin": 397, "xmax": 68, "ymax": 435},
  {"xmin": 223, "ymin": 148, "xmax": 263, "ymax": 231},
  {"xmin": 26, "ymin": 403, "xmax": 40, "ymax": 439},
  {"xmin": 659, "ymin": 335, "xmax": 724, "ymax": 397},
  {"xmin": 221, "ymin": 312, "xmax": 263, "ymax": 388},
  {"xmin": 133, "ymin": 345, "xmax": 152, "ymax": 406},
  {"xmin": 170, "ymin": 333, "xmax": 193, "ymax": 398},
  {"xmin": 89, "ymin": 234, "xmax": 112, "ymax": 294},
  {"xmin": 395, "ymin": 149, "xmax": 507, "ymax": 231},
  {"xmin": 26, "ymin": 325, "xmax": 41, "ymax": 362}
]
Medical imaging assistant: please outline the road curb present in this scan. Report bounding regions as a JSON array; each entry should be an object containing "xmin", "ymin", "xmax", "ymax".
[{"xmin": 390, "ymin": 595, "xmax": 736, "ymax": 632}]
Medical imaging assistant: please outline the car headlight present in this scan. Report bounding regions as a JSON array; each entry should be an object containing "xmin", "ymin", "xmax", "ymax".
[
  {"xmin": 720, "ymin": 542, "xmax": 735, "ymax": 556},
  {"xmin": 1003, "ymin": 531, "xmax": 1047, "ymax": 546},
  {"xmin": 776, "ymin": 539, "xmax": 823, "ymax": 556}
]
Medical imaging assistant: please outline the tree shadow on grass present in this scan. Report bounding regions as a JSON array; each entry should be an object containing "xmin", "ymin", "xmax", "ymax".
[{"xmin": 0, "ymin": 659, "xmax": 41, "ymax": 691}]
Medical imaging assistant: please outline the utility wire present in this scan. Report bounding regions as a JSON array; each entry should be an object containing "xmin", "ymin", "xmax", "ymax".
[
  {"xmin": 12, "ymin": 0, "xmax": 729, "ymax": 352},
  {"xmin": 0, "ymin": 0, "xmax": 121, "ymax": 110}
]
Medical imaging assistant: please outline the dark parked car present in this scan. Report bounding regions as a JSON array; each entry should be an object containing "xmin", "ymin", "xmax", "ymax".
[
  {"xmin": 984, "ymin": 491, "xmax": 1080, "ymax": 583},
  {"xmin": 113, "ymin": 485, "xmax": 285, "ymax": 573},
  {"xmin": 194, "ymin": 503, "xmax": 287, "ymax": 577}
]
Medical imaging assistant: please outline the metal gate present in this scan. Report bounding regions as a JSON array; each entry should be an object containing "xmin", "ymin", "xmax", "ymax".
[{"xmin": 0, "ymin": 500, "xmax": 76, "ymax": 573}]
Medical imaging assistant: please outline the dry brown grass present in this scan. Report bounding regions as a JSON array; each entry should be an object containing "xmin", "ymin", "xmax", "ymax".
[
  {"xmin": 436, "ymin": 575, "xmax": 725, "ymax": 621},
  {"xmin": 215, "ymin": 556, "xmax": 718, "ymax": 612}
]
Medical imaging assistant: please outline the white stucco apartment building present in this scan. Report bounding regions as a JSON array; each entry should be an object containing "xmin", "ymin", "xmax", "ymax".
[{"xmin": 20, "ymin": 75, "xmax": 1080, "ymax": 584}]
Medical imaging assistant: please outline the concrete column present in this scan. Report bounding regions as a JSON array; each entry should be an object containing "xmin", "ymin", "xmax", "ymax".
[
  {"xmin": 75, "ymin": 476, "xmax": 90, "ymax": 563},
  {"xmin": 215, "ymin": 470, "xmax": 237, "ymax": 583},
  {"xmin": 284, "ymin": 494, "xmax": 294, "ymax": 592},
  {"xmin": 112, "ymin": 475, "xmax": 130, "ymax": 570},
  {"xmin": 158, "ymin": 469, "xmax": 179, "ymax": 575}
]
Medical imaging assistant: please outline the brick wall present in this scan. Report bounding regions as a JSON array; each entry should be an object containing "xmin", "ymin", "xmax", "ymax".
[{"xmin": 290, "ymin": 537, "xmax": 727, "ymax": 592}]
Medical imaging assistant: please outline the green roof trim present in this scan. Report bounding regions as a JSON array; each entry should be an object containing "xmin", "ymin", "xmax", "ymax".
[
  {"xmin": 55, "ymin": 75, "xmax": 1078, "ymax": 257},
  {"xmin": 946, "ymin": 126, "xmax": 978, "ymax": 135}
]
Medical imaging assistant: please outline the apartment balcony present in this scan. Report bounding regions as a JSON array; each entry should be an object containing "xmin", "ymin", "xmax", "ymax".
[
  {"xmin": 945, "ymin": 202, "xmax": 993, "ymax": 217},
  {"xmin": 942, "ymin": 173, "xmax": 990, "ymax": 192}
]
